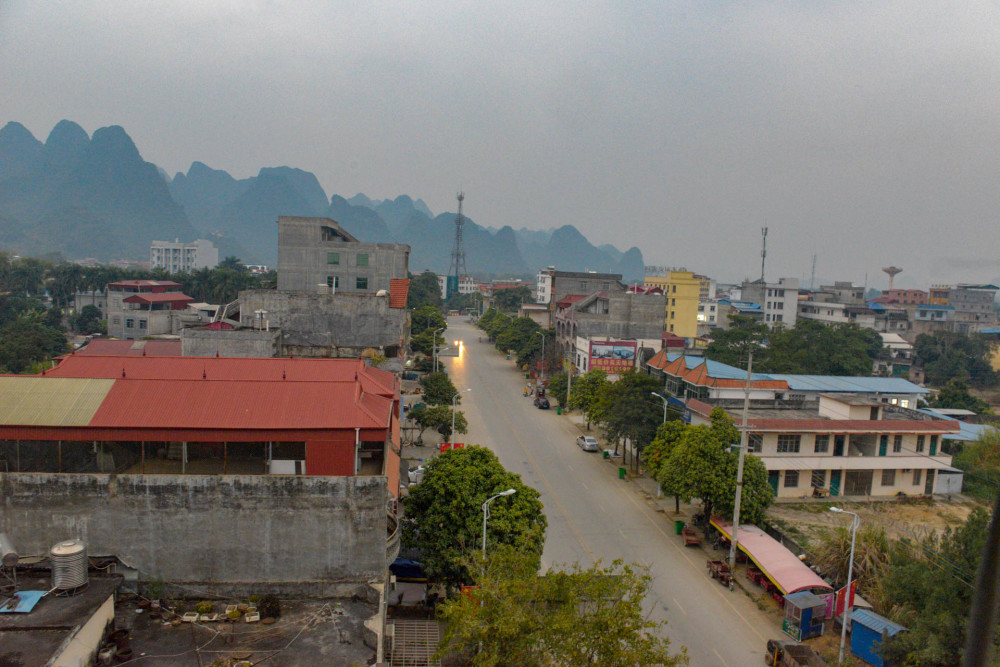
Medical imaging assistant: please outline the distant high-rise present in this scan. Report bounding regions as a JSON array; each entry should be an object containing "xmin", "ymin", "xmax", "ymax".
[{"xmin": 150, "ymin": 238, "xmax": 218, "ymax": 273}]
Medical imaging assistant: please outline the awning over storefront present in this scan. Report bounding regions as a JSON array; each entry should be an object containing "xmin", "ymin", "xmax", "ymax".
[{"xmin": 710, "ymin": 518, "xmax": 832, "ymax": 595}]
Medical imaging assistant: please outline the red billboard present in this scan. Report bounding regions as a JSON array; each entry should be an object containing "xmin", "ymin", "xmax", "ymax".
[{"xmin": 589, "ymin": 340, "xmax": 637, "ymax": 373}]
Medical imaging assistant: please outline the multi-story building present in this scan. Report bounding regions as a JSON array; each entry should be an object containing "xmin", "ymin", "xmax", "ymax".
[
  {"xmin": 554, "ymin": 289, "xmax": 665, "ymax": 355},
  {"xmin": 644, "ymin": 270, "xmax": 702, "ymax": 338},
  {"xmin": 686, "ymin": 394, "xmax": 958, "ymax": 498},
  {"xmin": 879, "ymin": 289, "xmax": 927, "ymax": 305},
  {"xmin": 810, "ymin": 282, "xmax": 865, "ymax": 306},
  {"xmin": 536, "ymin": 267, "xmax": 625, "ymax": 306},
  {"xmin": 276, "ymin": 216, "xmax": 409, "ymax": 293},
  {"xmin": 713, "ymin": 299, "xmax": 764, "ymax": 329},
  {"xmin": 149, "ymin": 239, "xmax": 219, "ymax": 273},
  {"xmin": 740, "ymin": 277, "xmax": 799, "ymax": 328},
  {"xmin": 106, "ymin": 280, "xmax": 194, "ymax": 339},
  {"xmin": 436, "ymin": 274, "xmax": 477, "ymax": 299},
  {"xmin": 929, "ymin": 285, "xmax": 951, "ymax": 306},
  {"xmin": 948, "ymin": 284, "xmax": 998, "ymax": 333}
]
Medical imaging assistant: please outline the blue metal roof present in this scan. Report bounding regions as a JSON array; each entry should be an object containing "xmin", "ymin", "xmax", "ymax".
[
  {"xmin": 916, "ymin": 409, "xmax": 997, "ymax": 441},
  {"xmin": 850, "ymin": 609, "xmax": 906, "ymax": 636},
  {"xmin": 665, "ymin": 355, "xmax": 771, "ymax": 381},
  {"xmin": 762, "ymin": 374, "xmax": 929, "ymax": 394}
]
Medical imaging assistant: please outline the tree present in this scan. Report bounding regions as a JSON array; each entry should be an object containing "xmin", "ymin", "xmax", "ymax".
[
  {"xmin": 412, "ymin": 305, "xmax": 446, "ymax": 337},
  {"xmin": 419, "ymin": 371, "xmax": 459, "ymax": 406},
  {"xmin": 436, "ymin": 548, "xmax": 688, "ymax": 667},
  {"xmin": 915, "ymin": 331, "xmax": 998, "ymax": 388},
  {"xmin": 808, "ymin": 523, "xmax": 891, "ymax": 598},
  {"xmin": 568, "ymin": 370, "xmax": 609, "ymax": 429},
  {"xmin": 0, "ymin": 314, "xmax": 68, "ymax": 373},
  {"xmin": 492, "ymin": 286, "xmax": 532, "ymax": 313},
  {"xmin": 592, "ymin": 371, "xmax": 662, "ymax": 463},
  {"xmin": 495, "ymin": 317, "xmax": 543, "ymax": 364},
  {"xmin": 546, "ymin": 372, "xmax": 569, "ymax": 407},
  {"xmin": 217, "ymin": 256, "xmax": 246, "ymax": 271},
  {"xmin": 952, "ymin": 430, "xmax": 1000, "ymax": 502},
  {"xmin": 930, "ymin": 378, "xmax": 991, "ymax": 415},
  {"xmin": 658, "ymin": 409, "xmax": 773, "ymax": 523},
  {"xmin": 400, "ymin": 446, "xmax": 546, "ymax": 587},
  {"xmin": 407, "ymin": 271, "xmax": 443, "ymax": 310},
  {"xmin": 766, "ymin": 320, "xmax": 883, "ymax": 376},
  {"xmin": 73, "ymin": 305, "xmax": 105, "ymax": 335},
  {"xmin": 410, "ymin": 404, "xmax": 467, "ymax": 442},
  {"xmin": 643, "ymin": 420, "xmax": 688, "ymax": 512},
  {"xmin": 410, "ymin": 329, "xmax": 437, "ymax": 356},
  {"xmin": 705, "ymin": 315, "xmax": 768, "ymax": 368}
]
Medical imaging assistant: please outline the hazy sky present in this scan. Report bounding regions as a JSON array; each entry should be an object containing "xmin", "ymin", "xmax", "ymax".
[{"xmin": 2, "ymin": 2, "xmax": 999, "ymax": 287}]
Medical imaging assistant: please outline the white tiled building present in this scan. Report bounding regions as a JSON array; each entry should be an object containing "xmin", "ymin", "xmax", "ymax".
[{"xmin": 150, "ymin": 239, "xmax": 219, "ymax": 273}]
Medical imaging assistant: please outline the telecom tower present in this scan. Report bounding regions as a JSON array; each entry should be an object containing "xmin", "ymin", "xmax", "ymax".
[
  {"xmin": 759, "ymin": 226, "xmax": 768, "ymax": 282},
  {"xmin": 447, "ymin": 192, "xmax": 467, "ymax": 298}
]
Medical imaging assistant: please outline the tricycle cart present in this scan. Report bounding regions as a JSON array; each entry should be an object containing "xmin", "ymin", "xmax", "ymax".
[
  {"xmin": 681, "ymin": 526, "xmax": 701, "ymax": 546},
  {"xmin": 707, "ymin": 559, "xmax": 732, "ymax": 587}
]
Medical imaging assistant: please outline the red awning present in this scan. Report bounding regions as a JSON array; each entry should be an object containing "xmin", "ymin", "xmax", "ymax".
[{"xmin": 710, "ymin": 518, "xmax": 832, "ymax": 594}]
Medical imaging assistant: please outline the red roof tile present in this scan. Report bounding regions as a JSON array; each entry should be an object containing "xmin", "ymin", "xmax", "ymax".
[
  {"xmin": 122, "ymin": 293, "xmax": 194, "ymax": 305},
  {"xmin": 389, "ymin": 278, "xmax": 410, "ymax": 308}
]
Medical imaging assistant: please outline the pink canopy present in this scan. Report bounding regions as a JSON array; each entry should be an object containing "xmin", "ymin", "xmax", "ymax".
[{"xmin": 711, "ymin": 518, "xmax": 832, "ymax": 594}]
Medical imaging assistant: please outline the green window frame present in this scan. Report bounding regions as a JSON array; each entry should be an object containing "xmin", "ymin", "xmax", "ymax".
[
  {"xmin": 327, "ymin": 252, "xmax": 340, "ymax": 265},
  {"xmin": 357, "ymin": 253, "xmax": 369, "ymax": 267}
]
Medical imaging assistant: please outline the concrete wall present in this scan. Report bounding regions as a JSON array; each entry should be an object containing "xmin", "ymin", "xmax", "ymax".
[
  {"xmin": 1, "ymin": 473, "xmax": 388, "ymax": 592},
  {"xmin": 277, "ymin": 216, "xmax": 409, "ymax": 293},
  {"xmin": 182, "ymin": 326, "xmax": 282, "ymax": 357},
  {"xmin": 239, "ymin": 289, "xmax": 407, "ymax": 355}
]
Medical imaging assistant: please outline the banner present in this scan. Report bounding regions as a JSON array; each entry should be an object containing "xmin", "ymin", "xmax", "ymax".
[
  {"xmin": 834, "ymin": 579, "xmax": 858, "ymax": 618},
  {"xmin": 589, "ymin": 340, "xmax": 637, "ymax": 373},
  {"xmin": 439, "ymin": 442, "xmax": 466, "ymax": 453}
]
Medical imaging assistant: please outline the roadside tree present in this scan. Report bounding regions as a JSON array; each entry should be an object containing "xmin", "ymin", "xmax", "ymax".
[
  {"xmin": 401, "ymin": 447, "xmax": 546, "ymax": 587},
  {"xmin": 644, "ymin": 420, "xmax": 687, "ymax": 512},
  {"xmin": 546, "ymin": 372, "xmax": 569, "ymax": 407},
  {"xmin": 407, "ymin": 271, "xmax": 443, "ymax": 310},
  {"xmin": 419, "ymin": 371, "xmax": 459, "ymax": 406},
  {"xmin": 568, "ymin": 369, "xmax": 609, "ymax": 429},
  {"xmin": 412, "ymin": 305, "xmax": 446, "ymax": 337},
  {"xmin": 593, "ymin": 371, "xmax": 662, "ymax": 461},
  {"xmin": 492, "ymin": 285, "xmax": 532, "ymax": 313},
  {"xmin": 409, "ymin": 404, "xmax": 467, "ymax": 442}
]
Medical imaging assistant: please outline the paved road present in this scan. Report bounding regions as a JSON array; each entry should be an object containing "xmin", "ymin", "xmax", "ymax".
[{"xmin": 440, "ymin": 318, "xmax": 775, "ymax": 666}]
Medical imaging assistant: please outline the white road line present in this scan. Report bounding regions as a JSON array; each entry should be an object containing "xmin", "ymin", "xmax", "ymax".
[
  {"xmin": 714, "ymin": 648, "xmax": 731, "ymax": 667},
  {"xmin": 672, "ymin": 597, "xmax": 687, "ymax": 615}
]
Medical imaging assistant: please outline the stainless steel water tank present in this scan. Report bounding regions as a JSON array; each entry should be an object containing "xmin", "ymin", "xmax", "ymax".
[{"xmin": 50, "ymin": 539, "xmax": 88, "ymax": 590}]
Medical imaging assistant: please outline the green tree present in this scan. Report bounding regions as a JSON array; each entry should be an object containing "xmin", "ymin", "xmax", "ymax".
[
  {"xmin": 546, "ymin": 372, "xmax": 569, "ymax": 407},
  {"xmin": 401, "ymin": 446, "xmax": 546, "ymax": 587},
  {"xmin": 930, "ymin": 378, "xmax": 992, "ymax": 415},
  {"xmin": 705, "ymin": 315, "xmax": 768, "ymax": 368},
  {"xmin": 659, "ymin": 409, "xmax": 773, "ymax": 523},
  {"xmin": 593, "ymin": 371, "xmax": 662, "ymax": 461},
  {"xmin": 953, "ymin": 430, "xmax": 1000, "ymax": 502},
  {"xmin": 407, "ymin": 271, "xmax": 444, "ymax": 310},
  {"xmin": 495, "ymin": 317, "xmax": 542, "ymax": 364},
  {"xmin": 766, "ymin": 320, "xmax": 883, "ymax": 376},
  {"xmin": 217, "ymin": 255, "xmax": 246, "ymax": 271},
  {"xmin": 915, "ymin": 331, "xmax": 998, "ymax": 388},
  {"xmin": 0, "ymin": 314, "xmax": 68, "ymax": 373},
  {"xmin": 436, "ymin": 549, "xmax": 688, "ymax": 667},
  {"xmin": 420, "ymin": 371, "xmax": 459, "ymax": 406},
  {"xmin": 808, "ymin": 523, "xmax": 891, "ymax": 600},
  {"xmin": 410, "ymin": 329, "xmax": 437, "ymax": 356},
  {"xmin": 569, "ymin": 370, "xmax": 609, "ymax": 430},
  {"xmin": 492, "ymin": 285, "xmax": 532, "ymax": 313},
  {"xmin": 73, "ymin": 305, "xmax": 105, "ymax": 335},
  {"xmin": 412, "ymin": 305, "xmax": 446, "ymax": 337},
  {"xmin": 410, "ymin": 404, "xmax": 468, "ymax": 442},
  {"xmin": 644, "ymin": 420, "xmax": 688, "ymax": 512}
]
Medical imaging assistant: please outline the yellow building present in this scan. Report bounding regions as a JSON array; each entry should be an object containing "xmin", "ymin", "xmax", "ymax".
[
  {"xmin": 929, "ymin": 285, "xmax": 950, "ymax": 306},
  {"xmin": 644, "ymin": 270, "xmax": 702, "ymax": 338}
]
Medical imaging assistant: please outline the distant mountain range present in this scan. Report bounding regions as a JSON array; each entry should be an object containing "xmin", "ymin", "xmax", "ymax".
[{"xmin": 0, "ymin": 120, "xmax": 644, "ymax": 281}]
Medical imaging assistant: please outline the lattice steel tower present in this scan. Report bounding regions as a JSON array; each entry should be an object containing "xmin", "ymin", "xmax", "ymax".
[{"xmin": 448, "ymin": 192, "xmax": 468, "ymax": 281}]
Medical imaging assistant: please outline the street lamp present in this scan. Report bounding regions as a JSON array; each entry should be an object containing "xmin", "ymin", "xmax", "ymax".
[
  {"xmin": 432, "ymin": 327, "xmax": 445, "ymax": 373},
  {"xmin": 650, "ymin": 392, "xmax": 668, "ymax": 423},
  {"xmin": 452, "ymin": 388, "xmax": 471, "ymax": 439},
  {"xmin": 830, "ymin": 506, "xmax": 860, "ymax": 665},
  {"xmin": 533, "ymin": 331, "xmax": 547, "ymax": 381},
  {"xmin": 482, "ymin": 489, "xmax": 517, "ymax": 555}
]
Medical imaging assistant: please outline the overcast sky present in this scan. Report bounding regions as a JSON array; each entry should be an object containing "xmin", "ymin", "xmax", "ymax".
[{"xmin": 2, "ymin": 1, "xmax": 999, "ymax": 287}]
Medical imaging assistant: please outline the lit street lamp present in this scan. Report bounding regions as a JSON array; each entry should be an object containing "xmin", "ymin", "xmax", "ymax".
[
  {"xmin": 482, "ymin": 489, "xmax": 517, "ymax": 555},
  {"xmin": 452, "ymin": 388, "xmax": 471, "ymax": 439},
  {"xmin": 830, "ymin": 506, "xmax": 860, "ymax": 665}
]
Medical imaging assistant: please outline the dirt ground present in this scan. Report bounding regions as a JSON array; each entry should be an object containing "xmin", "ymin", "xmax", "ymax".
[{"xmin": 768, "ymin": 495, "xmax": 982, "ymax": 549}]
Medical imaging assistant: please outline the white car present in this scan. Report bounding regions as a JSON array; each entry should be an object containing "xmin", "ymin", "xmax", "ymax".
[
  {"xmin": 576, "ymin": 435, "xmax": 600, "ymax": 452},
  {"xmin": 408, "ymin": 465, "xmax": 426, "ymax": 484}
]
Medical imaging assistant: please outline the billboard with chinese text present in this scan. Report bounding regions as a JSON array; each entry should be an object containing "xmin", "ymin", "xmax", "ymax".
[{"xmin": 588, "ymin": 340, "xmax": 637, "ymax": 373}]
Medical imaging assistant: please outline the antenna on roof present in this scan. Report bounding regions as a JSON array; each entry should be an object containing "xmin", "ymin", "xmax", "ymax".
[{"xmin": 760, "ymin": 226, "xmax": 768, "ymax": 282}]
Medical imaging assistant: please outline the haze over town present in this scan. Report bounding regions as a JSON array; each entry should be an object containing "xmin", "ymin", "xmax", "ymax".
[{"xmin": 3, "ymin": 2, "xmax": 999, "ymax": 285}]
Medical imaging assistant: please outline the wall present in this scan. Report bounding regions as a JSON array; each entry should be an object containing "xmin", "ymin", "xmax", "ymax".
[
  {"xmin": 239, "ymin": 289, "xmax": 407, "ymax": 354},
  {"xmin": 1, "ymin": 473, "xmax": 388, "ymax": 592},
  {"xmin": 182, "ymin": 326, "xmax": 282, "ymax": 357}
]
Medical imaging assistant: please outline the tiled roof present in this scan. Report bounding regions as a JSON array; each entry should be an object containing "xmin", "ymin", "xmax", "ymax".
[
  {"xmin": 389, "ymin": 278, "xmax": 410, "ymax": 308},
  {"xmin": 122, "ymin": 293, "xmax": 194, "ymax": 305},
  {"xmin": 75, "ymin": 340, "xmax": 183, "ymax": 356}
]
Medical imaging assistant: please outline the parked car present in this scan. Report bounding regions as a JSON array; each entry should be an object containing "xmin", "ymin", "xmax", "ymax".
[
  {"xmin": 576, "ymin": 435, "xmax": 600, "ymax": 452},
  {"xmin": 408, "ymin": 465, "xmax": 426, "ymax": 484},
  {"xmin": 534, "ymin": 396, "xmax": 550, "ymax": 409}
]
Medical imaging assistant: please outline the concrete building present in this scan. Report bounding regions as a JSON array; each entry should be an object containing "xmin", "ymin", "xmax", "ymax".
[
  {"xmin": 644, "ymin": 270, "xmax": 702, "ymax": 338},
  {"xmin": 276, "ymin": 216, "xmax": 409, "ymax": 294},
  {"xmin": 436, "ymin": 273, "xmax": 477, "ymax": 299},
  {"xmin": 149, "ymin": 238, "xmax": 219, "ymax": 273},
  {"xmin": 687, "ymin": 394, "xmax": 958, "ymax": 498},
  {"xmin": 948, "ymin": 284, "xmax": 998, "ymax": 333},
  {"xmin": 879, "ymin": 289, "xmax": 928, "ymax": 305},
  {"xmin": 554, "ymin": 290, "xmax": 666, "ymax": 355},
  {"xmin": 740, "ymin": 277, "xmax": 799, "ymax": 328},
  {"xmin": 106, "ymin": 280, "xmax": 194, "ymax": 340},
  {"xmin": 536, "ymin": 267, "xmax": 625, "ymax": 306},
  {"xmin": 876, "ymin": 332, "xmax": 915, "ymax": 378},
  {"xmin": 929, "ymin": 285, "xmax": 951, "ymax": 306},
  {"xmin": 0, "ymin": 354, "xmax": 403, "ymax": 594},
  {"xmin": 713, "ymin": 299, "xmax": 765, "ymax": 329}
]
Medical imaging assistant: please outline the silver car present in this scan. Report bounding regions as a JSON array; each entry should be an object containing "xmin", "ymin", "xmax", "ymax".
[{"xmin": 576, "ymin": 435, "xmax": 600, "ymax": 452}]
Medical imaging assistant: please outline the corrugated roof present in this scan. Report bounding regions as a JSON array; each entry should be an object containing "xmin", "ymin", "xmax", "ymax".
[
  {"xmin": 762, "ymin": 374, "xmax": 929, "ymax": 395},
  {"xmin": 711, "ymin": 519, "xmax": 832, "ymax": 594},
  {"xmin": 75, "ymin": 340, "xmax": 183, "ymax": 356},
  {"xmin": 389, "ymin": 278, "xmax": 410, "ymax": 309},
  {"xmin": 850, "ymin": 608, "xmax": 906, "ymax": 636},
  {"xmin": 0, "ymin": 377, "xmax": 113, "ymax": 426},
  {"xmin": 122, "ymin": 293, "xmax": 194, "ymax": 305}
]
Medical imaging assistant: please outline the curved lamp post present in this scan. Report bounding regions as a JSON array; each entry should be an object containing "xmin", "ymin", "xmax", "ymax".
[
  {"xmin": 650, "ymin": 392, "xmax": 668, "ymax": 423},
  {"xmin": 482, "ymin": 489, "xmax": 516, "ymax": 555},
  {"xmin": 830, "ymin": 506, "xmax": 860, "ymax": 665}
]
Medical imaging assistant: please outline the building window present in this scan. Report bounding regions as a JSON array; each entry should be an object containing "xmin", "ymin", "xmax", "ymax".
[
  {"xmin": 814, "ymin": 435, "xmax": 829, "ymax": 453},
  {"xmin": 356, "ymin": 277, "xmax": 368, "ymax": 290},
  {"xmin": 357, "ymin": 253, "xmax": 369, "ymax": 267},
  {"xmin": 930, "ymin": 435, "xmax": 938, "ymax": 456},
  {"xmin": 138, "ymin": 319, "xmax": 147, "ymax": 330},
  {"xmin": 777, "ymin": 435, "xmax": 801, "ymax": 453},
  {"xmin": 881, "ymin": 469, "xmax": 896, "ymax": 486},
  {"xmin": 784, "ymin": 470, "xmax": 799, "ymax": 488},
  {"xmin": 748, "ymin": 433, "xmax": 763, "ymax": 453},
  {"xmin": 811, "ymin": 470, "xmax": 826, "ymax": 488},
  {"xmin": 672, "ymin": 285, "xmax": 676, "ymax": 293},
  {"xmin": 893, "ymin": 435, "xmax": 903, "ymax": 453},
  {"xmin": 125, "ymin": 318, "xmax": 134, "ymax": 329},
  {"xmin": 579, "ymin": 281, "xmax": 587, "ymax": 289},
  {"xmin": 668, "ymin": 324, "xmax": 674, "ymax": 332},
  {"xmin": 327, "ymin": 252, "xmax": 339, "ymax": 265},
  {"xmin": 602, "ymin": 282, "xmax": 610, "ymax": 290},
  {"xmin": 913, "ymin": 469, "xmax": 922, "ymax": 485},
  {"xmin": 670, "ymin": 311, "xmax": 675, "ymax": 319},
  {"xmin": 916, "ymin": 435, "xmax": 925, "ymax": 453},
  {"xmin": 112, "ymin": 316, "xmax": 120, "ymax": 325},
  {"xmin": 671, "ymin": 298, "xmax": 676, "ymax": 306},
  {"xmin": 327, "ymin": 276, "xmax": 339, "ymax": 288}
]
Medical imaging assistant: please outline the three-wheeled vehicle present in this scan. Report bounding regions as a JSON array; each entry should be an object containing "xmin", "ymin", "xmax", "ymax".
[{"xmin": 764, "ymin": 639, "xmax": 826, "ymax": 666}]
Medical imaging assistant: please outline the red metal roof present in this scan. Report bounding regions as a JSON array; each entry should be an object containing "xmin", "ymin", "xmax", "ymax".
[
  {"xmin": 75, "ymin": 340, "xmax": 183, "ymax": 356},
  {"xmin": 555, "ymin": 294, "xmax": 587, "ymax": 309},
  {"xmin": 711, "ymin": 519, "xmax": 832, "ymax": 594},
  {"xmin": 108, "ymin": 280, "xmax": 183, "ymax": 290},
  {"xmin": 122, "ymin": 293, "xmax": 194, "ymax": 305},
  {"xmin": 389, "ymin": 278, "xmax": 410, "ymax": 309}
]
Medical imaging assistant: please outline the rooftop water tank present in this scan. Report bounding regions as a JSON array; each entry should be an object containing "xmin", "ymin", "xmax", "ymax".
[{"xmin": 50, "ymin": 539, "xmax": 88, "ymax": 590}]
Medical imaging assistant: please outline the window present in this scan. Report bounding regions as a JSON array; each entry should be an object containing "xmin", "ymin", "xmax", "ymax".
[
  {"xmin": 881, "ymin": 469, "xmax": 896, "ymax": 486},
  {"xmin": 326, "ymin": 276, "xmax": 339, "ymax": 288},
  {"xmin": 913, "ymin": 469, "xmax": 922, "ymax": 485},
  {"xmin": 112, "ymin": 316, "xmax": 120, "ymax": 325},
  {"xmin": 602, "ymin": 282, "xmax": 610, "ymax": 290},
  {"xmin": 748, "ymin": 433, "xmax": 763, "ymax": 453},
  {"xmin": 784, "ymin": 471, "xmax": 799, "ymax": 488},
  {"xmin": 814, "ymin": 435, "xmax": 829, "ymax": 453},
  {"xmin": 357, "ymin": 253, "xmax": 369, "ymax": 267},
  {"xmin": 811, "ymin": 470, "xmax": 826, "ymax": 488},
  {"xmin": 579, "ymin": 281, "xmax": 587, "ymax": 289},
  {"xmin": 356, "ymin": 277, "xmax": 368, "ymax": 290},
  {"xmin": 893, "ymin": 435, "xmax": 903, "ymax": 453},
  {"xmin": 138, "ymin": 319, "xmax": 147, "ymax": 330},
  {"xmin": 930, "ymin": 435, "xmax": 938, "ymax": 456},
  {"xmin": 916, "ymin": 435, "xmax": 925, "ymax": 453},
  {"xmin": 327, "ymin": 252, "xmax": 339, "ymax": 265},
  {"xmin": 670, "ymin": 311, "xmax": 675, "ymax": 319},
  {"xmin": 125, "ymin": 318, "xmax": 134, "ymax": 329},
  {"xmin": 775, "ymin": 314, "xmax": 783, "ymax": 322},
  {"xmin": 777, "ymin": 434, "xmax": 801, "ymax": 453}
]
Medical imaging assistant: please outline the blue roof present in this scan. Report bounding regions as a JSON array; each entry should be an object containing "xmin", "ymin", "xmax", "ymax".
[
  {"xmin": 665, "ymin": 354, "xmax": 771, "ymax": 382},
  {"xmin": 850, "ymin": 609, "xmax": 906, "ymax": 636},
  {"xmin": 917, "ymin": 409, "xmax": 997, "ymax": 441},
  {"xmin": 762, "ymin": 374, "xmax": 929, "ymax": 395}
]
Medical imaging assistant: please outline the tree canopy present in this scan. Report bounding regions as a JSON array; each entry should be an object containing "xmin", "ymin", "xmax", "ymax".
[
  {"xmin": 401, "ymin": 447, "xmax": 546, "ymax": 587},
  {"xmin": 492, "ymin": 285, "xmax": 532, "ymax": 313},
  {"xmin": 915, "ymin": 331, "xmax": 998, "ymax": 388},
  {"xmin": 704, "ymin": 315, "xmax": 768, "ymax": 368},
  {"xmin": 411, "ymin": 304, "xmax": 446, "ymax": 337},
  {"xmin": 930, "ymin": 378, "xmax": 992, "ymax": 416},
  {"xmin": 436, "ymin": 548, "xmax": 688, "ymax": 667},
  {"xmin": 409, "ymin": 404, "xmax": 468, "ymax": 442},
  {"xmin": 419, "ymin": 371, "xmax": 460, "ymax": 406},
  {"xmin": 546, "ymin": 371, "xmax": 569, "ymax": 407},
  {"xmin": 592, "ymin": 371, "xmax": 663, "ymax": 456},
  {"xmin": 407, "ymin": 270, "xmax": 444, "ymax": 310},
  {"xmin": 568, "ymin": 369, "xmax": 609, "ymax": 429}
]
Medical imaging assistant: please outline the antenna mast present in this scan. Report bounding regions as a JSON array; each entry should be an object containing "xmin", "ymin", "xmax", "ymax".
[
  {"xmin": 810, "ymin": 253, "xmax": 817, "ymax": 291},
  {"xmin": 448, "ymin": 192, "xmax": 468, "ymax": 287},
  {"xmin": 760, "ymin": 226, "xmax": 768, "ymax": 282}
]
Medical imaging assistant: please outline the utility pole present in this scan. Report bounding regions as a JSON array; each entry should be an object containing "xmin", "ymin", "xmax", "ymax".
[
  {"xmin": 760, "ymin": 226, "xmax": 768, "ymax": 283},
  {"xmin": 728, "ymin": 349, "xmax": 753, "ymax": 589}
]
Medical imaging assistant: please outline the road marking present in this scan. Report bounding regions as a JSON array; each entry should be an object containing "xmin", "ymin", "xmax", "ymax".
[
  {"xmin": 672, "ymin": 597, "xmax": 687, "ymax": 615},
  {"xmin": 714, "ymin": 648, "xmax": 731, "ymax": 667}
]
